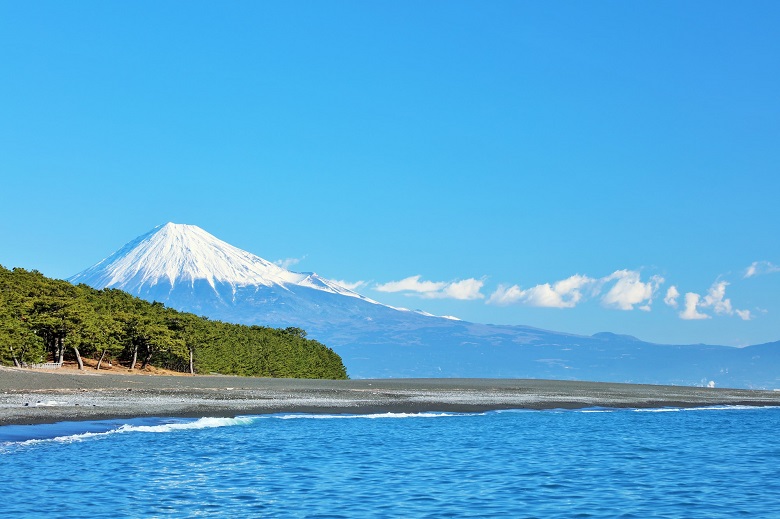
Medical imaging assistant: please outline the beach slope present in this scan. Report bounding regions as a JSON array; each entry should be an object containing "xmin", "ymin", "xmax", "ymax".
[{"xmin": 2, "ymin": 367, "xmax": 779, "ymax": 426}]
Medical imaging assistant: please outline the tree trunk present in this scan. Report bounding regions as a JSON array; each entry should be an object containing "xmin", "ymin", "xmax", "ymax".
[
  {"xmin": 96, "ymin": 349, "xmax": 107, "ymax": 370},
  {"xmin": 189, "ymin": 347, "xmax": 194, "ymax": 375},
  {"xmin": 130, "ymin": 344, "xmax": 138, "ymax": 370},
  {"xmin": 49, "ymin": 337, "xmax": 59, "ymax": 364},
  {"xmin": 57, "ymin": 337, "xmax": 64, "ymax": 364},
  {"xmin": 72, "ymin": 346, "xmax": 84, "ymax": 370},
  {"xmin": 9, "ymin": 346, "xmax": 21, "ymax": 368},
  {"xmin": 140, "ymin": 351, "xmax": 152, "ymax": 370}
]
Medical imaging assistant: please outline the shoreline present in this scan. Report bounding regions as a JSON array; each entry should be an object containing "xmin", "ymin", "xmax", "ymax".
[{"xmin": 2, "ymin": 367, "xmax": 780, "ymax": 426}]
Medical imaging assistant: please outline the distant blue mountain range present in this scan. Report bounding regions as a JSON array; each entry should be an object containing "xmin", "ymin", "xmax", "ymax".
[{"xmin": 71, "ymin": 223, "xmax": 780, "ymax": 389}]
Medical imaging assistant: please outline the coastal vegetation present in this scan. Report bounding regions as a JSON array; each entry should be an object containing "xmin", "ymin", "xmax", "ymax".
[{"xmin": 0, "ymin": 265, "xmax": 348, "ymax": 379}]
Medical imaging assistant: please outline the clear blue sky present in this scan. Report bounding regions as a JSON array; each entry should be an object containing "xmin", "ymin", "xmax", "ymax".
[{"xmin": 2, "ymin": 1, "xmax": 778, "ymax": 347}]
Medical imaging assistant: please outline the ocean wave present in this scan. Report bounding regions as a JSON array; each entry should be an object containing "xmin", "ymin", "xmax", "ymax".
[
  {"xmin": 113, "ymin": 416, "xmax": 256, "ymax": 433},
  {"xmin": 634, "ymin": 405, "xmax": 780, "ymax": 413},
  {"xmin": 528, "ymin": 405, "xmax": 780, "ymax": 414},
  {"xmin": 2, "ymin": 416, "xmax": 256, "ymax": 450},
  {"xmin": 272, "ymin": 412, "xmax": 474, "ymax": 420}
]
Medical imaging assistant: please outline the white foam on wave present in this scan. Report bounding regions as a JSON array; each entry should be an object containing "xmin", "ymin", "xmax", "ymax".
[
  {"xmin": 634, "ymin": 405, "xmax": 780, "ymax": 413},
  {"xmin": 5, "ymin": 416, "xmax": 255, "ymax": 449},
  {"xmin": 682, "ymin": 405, "xmax": 780, "ymax": 412},
  {"xmin": 114, "ymin": 416, "xmax": 255, "ymax": 433},
  {"xmin": 633, "ymin": 408, "xmax": 682, "ymax": 413},
  {"xmin": 562, "ymin": 405, "xmax": 780, "ymax": 414},
  {"xmin": 273, "ymin": 412, "xmax": 470, "ymax": 420}
]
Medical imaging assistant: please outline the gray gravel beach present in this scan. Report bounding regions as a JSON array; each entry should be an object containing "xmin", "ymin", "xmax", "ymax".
[{"xmin": 2, "ymin": 366, "xmax": 779, "ymax": 426}]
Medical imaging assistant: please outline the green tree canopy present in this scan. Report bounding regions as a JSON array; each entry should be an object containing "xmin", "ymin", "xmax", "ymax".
[{"xmin": 0, "ymin": 265, "xmax": 347, "ymax": 379}]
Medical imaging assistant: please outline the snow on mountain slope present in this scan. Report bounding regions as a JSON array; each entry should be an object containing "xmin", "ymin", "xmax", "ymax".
[
  {"xmin": 70, "ymin": 222, "xmax": 379, "ymax": 305},
  {"xmin": 68, "ymin": 223, "xmax": 780, "ymax": 388}
]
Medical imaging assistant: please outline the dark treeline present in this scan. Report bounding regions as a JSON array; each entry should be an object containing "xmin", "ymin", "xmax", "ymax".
[{"xmin": 0, "ymin": 266, "xmax": 348, "ymax": 379}]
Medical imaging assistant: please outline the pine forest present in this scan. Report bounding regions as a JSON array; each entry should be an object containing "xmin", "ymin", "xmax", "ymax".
[{"xmin": 0, "ymin": 265, "xmax": 348, "ymax": 379}]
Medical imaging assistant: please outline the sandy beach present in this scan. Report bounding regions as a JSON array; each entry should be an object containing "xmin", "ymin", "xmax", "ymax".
[{"xmin": 2, "ymin": 366, "xmax": 780, "ymax": 426}]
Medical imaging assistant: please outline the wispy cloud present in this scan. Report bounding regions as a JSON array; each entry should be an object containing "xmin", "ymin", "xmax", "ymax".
[
  {"xmin": 274, "ymin": 255, "xmax": 306, "ymax": 270},
  {"xmin": 488, "ymin": 270, "xmax": 662, "ymax": 311},
  {"xmin": 375, "ymin": 276, "xmax": 446, "ymax": 295},
  {"xmin": 744, "ymin": 260, "xmax": 780, "ymax": 278},
  {"xmin": 677, "ymin": 280, "xmax": 751, "ymax": 321},
  {"xmin": 332, "ymin": 279, "xmax": 369, "ymax": 291},
  {"xmin": 375, "ymin": 275, "xmax": 485, "ymax": 300},
  {"xmin": 487, "ymin": 274, "xmax": 595, "ymax": 308},
  {"xmin": 375, "ymin": 266, "xmax": 758, "ymax": 322},
  {"xmin": 664, "ymin": 286, "xmax": 680, "ymax": 308},
  {"xmin": 703, "ymin": 281, "xmax": 733, "ymax": 315}
]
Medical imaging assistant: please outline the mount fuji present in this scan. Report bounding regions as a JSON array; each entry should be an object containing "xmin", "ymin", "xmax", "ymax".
[{"xmin": 70, "ymin": 223, "xmax": 780, "ymax": 388}]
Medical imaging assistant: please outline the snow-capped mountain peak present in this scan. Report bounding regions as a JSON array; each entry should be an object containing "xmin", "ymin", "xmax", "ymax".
[
  {"xmin": 70, "ymin": 223, "xmax": 375, "ymax": 303},
  {"xmin": 66, "ymin": 222, "xmax": 780, "ymax": 386}
]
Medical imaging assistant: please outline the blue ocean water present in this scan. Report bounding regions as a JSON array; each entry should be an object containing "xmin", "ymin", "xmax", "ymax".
[{"xmin": 2, "ymin": 407, "xmax": 780, "ymax": 518}]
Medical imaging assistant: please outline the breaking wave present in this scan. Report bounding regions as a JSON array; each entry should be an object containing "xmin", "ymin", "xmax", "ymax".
[
  {"xmin": 633, "ymin": 405, "xmax": 780, "ymax": 413},
  {"xmin": 576, "ymin": 405, "xmax": 780, "ymax": 413},
  {"xmin": 272, "ymin": 412, "xmax": 473, "ymax": 420},
  {"xmin": 2, "ymin": 416, "xmax": 256, "ymax": 450}
]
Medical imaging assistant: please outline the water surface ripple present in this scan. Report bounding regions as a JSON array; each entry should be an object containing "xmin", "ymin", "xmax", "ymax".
[{"xmin": 2, "ymin": 407, "xmax": 779, "ymax": 518}]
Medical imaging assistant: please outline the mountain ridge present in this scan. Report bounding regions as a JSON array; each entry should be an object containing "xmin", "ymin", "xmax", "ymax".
[
  {"xmin": 71, "ymin": 222, "xmax": 381, "ymax": 304},
  {"xmin": 69, "ymin": 223, "xmax": 780, "ymax": 388}
]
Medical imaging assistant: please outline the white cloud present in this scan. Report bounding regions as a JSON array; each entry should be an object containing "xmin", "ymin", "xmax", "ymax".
[
  {"xmin": 487, "ymin": 274, "xmax": 595, "ymax": 308},
  {"xmin": 375, "ymin": 275, "xmax": 446, "ymax": 295},
  {"xmin": 332, "ymin": 279, "xmax": 368, "ymax": 291},
  {"xmin": 664, "ymin": 286, "xmax": 680, "ymax": 308},
  {"xmin": 600, "ymin": 270, "xmax": 664, "ymax": 311},
  {"xmin": 523, "ymin": 283, "xmax": 575, "ymax": 308},
  {"xmin": 487, "ymin": 284, "xmax": 526, "ymax": 306},
  {"xmin": 375, "ymin": 275, "xmax": 485, "ymax": 300},
  {"xmin": 489, "ymin": 270, "xmax": 664, "ymax": 310},
  {"xmin": 442, "ymin": 278, "xmax": 486, "ymax": 300},
  {"xmin": 702, "ymin": 281, "xmax": 733, "ymax": 315},
  {"xmin": 744, "ymin": 261, "xmax": 780, "ymax": 278},
  {"xmin": 680, "ymin": 292, "xmax": 710, "ymax": 320},
  {"xmin": 487, "ymin": 268, "xmax": 755, "ymax": 322},
  {"xmin": 677, "ymin": 280, "xmax": 751, "ymax": 321},
  {"xmin": 274, "ymin": 256, "xmax": 306, "ymax": 269}
]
